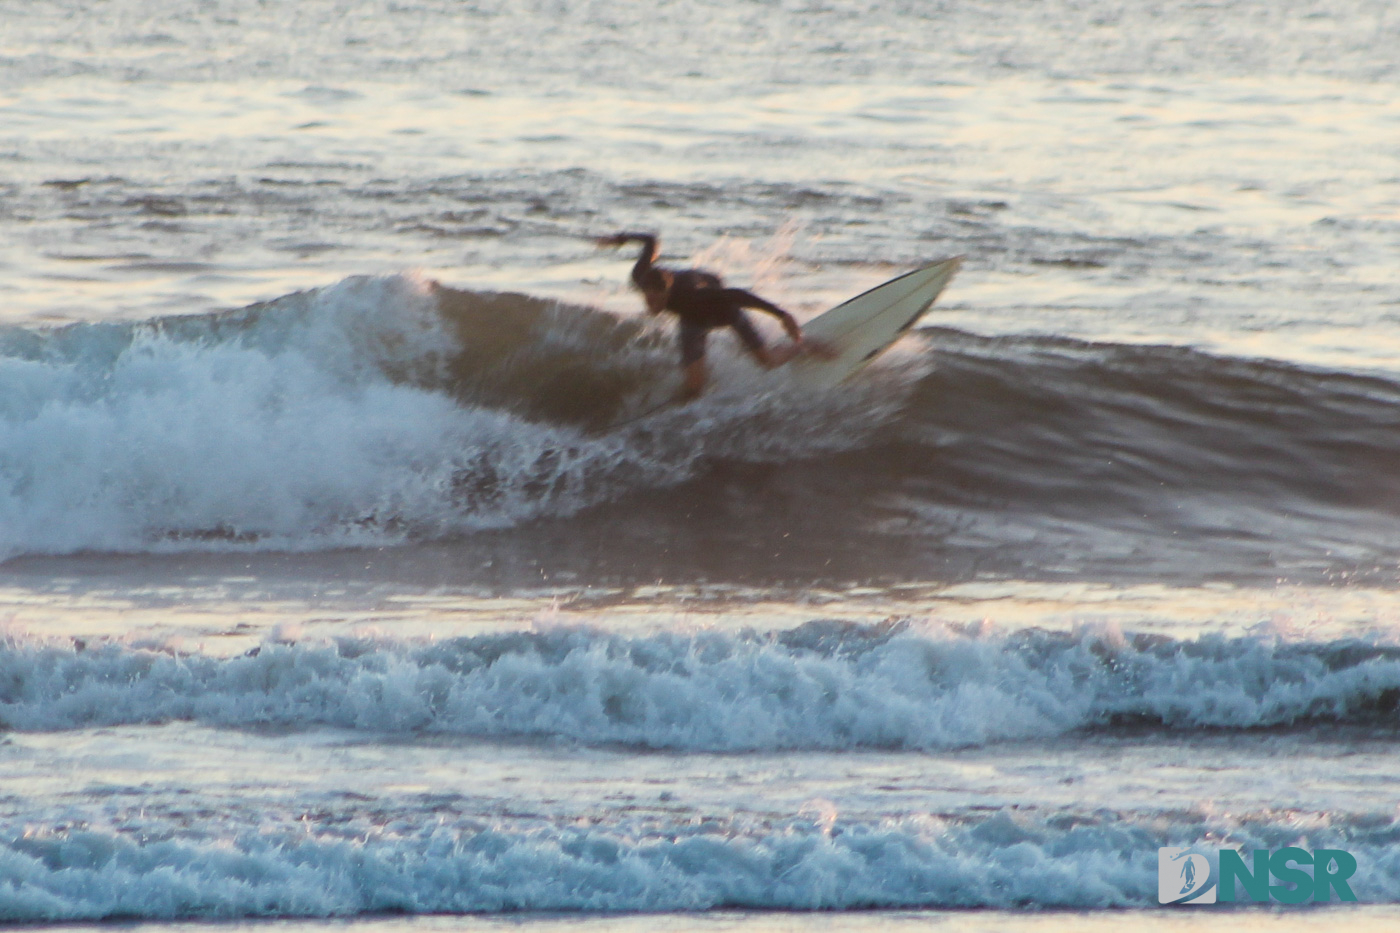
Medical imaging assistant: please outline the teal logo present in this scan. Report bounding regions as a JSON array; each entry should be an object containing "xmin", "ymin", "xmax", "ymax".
[
  {"xmin": 1158, "ymin": 846, "xmax": 1217, "ymax": 904},
  {"xmin": 1158, "ymin": 847, "xmax": 1357, "ymax": 904}
]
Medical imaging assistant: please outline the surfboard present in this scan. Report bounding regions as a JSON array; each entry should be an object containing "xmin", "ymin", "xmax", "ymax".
[{"xmin": 788, "ymin": 256, "xmax": 962, "ymax": 389}]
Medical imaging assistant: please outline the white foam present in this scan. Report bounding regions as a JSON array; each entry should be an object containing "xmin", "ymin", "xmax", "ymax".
[
  {"xmin": 3, "ymin": 804, "xmax": 1398, "ymax": 920},
  {"xmin": 0, "ymin": 275, "xmax": 909, "ymax": 558},
  {"xmin": 3, "ymin": 623, "xmax": 1399, "ymax": 748},
  {"xmin": 6, "ymin": 623, "xmax": 1400, "ymax": 918}
]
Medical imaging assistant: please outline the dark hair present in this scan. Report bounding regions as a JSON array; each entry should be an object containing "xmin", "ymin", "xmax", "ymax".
[{"xmin": 633, "ymin": 267, "xmax": 671, "ymax": 293}]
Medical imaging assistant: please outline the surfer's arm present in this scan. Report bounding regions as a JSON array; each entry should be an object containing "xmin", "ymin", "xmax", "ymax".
[
  {"xmin": 724, "ymin": 289, "xmax": 803, "ymax": 343},
  {"xmin": 595, "ymin": 232, "xmax": 661, "ymax": 290}
]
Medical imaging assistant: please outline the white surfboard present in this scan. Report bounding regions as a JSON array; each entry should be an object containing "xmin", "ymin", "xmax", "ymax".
[{"xmin": 789, "ymin": 257, "xmax": 962, "ymax": 389}]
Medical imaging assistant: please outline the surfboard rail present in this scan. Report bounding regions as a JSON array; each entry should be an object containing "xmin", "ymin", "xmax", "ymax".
[{"xmin": 790, "ymin": 256, "xmax": 962, "ymax": 389}]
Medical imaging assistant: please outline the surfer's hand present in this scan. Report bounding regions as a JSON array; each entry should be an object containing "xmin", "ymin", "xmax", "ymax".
[
  {"xmin": 594, "ymin": 234, "xmax": 626, "ymax": 249},
  {"xmin": 800, "ymin": 338, "xmax": 839, "ymax": 360}
]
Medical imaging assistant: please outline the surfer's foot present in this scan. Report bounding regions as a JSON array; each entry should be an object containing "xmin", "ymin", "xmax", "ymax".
[
  {"xmin": 800, "ymin": 338, "xmax": 838, "ymax": 360},
  {"xmin": 762, "ymin": 339, "xmax": 833, "ymax": 368},
  {"xmin": 760, "ymin": 343, "xmax": 801, "ymax": 367}
]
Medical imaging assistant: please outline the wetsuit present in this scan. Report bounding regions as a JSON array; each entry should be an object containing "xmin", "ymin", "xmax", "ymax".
[{"xmin": 604, "ymin": 232, "xmax": 802, "ymax": 366}]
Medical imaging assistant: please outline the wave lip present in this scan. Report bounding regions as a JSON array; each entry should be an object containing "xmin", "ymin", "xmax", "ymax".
[{"xmin": 5, "ymin": 621, "xmax": 1400, "ymax": 748}]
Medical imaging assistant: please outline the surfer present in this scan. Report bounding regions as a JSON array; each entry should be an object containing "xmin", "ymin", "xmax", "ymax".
[{"xmin": 596, "ymin": 232, "xmax": 823, "ymax": 400}]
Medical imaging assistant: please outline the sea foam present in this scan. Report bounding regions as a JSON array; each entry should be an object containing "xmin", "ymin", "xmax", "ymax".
[
  {"xmin": 4, "ymin": 801, "xmax": 1399, "ymax": 919},
  {"xmin": 4, "ymin": 621, "xmax": 1399, "ymax": 747},
  {"xmin": 0, "ymin": 275, "xmax": 899, "ymax": 559},
  {"xmin": 6, "ymin": 622, "xmax": 1400, "ymax": 919}
]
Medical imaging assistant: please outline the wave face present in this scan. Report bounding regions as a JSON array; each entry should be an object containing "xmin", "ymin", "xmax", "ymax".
[
  {"xmin": 911, "ymin": 328, "xmax": 1400, "ymax": 522},
  {"xmin": 5, "ymin": 621, "xmax": 1400, "ymax": 746},
  {"xmin": 866, "ymin": 329, "xmax": 1400, "ymax": 582},
  {"xmin": 5, "ymin": 275, "xmax": 1400, "ymax": 582}
]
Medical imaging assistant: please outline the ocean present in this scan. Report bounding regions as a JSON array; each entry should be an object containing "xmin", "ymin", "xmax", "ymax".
[{"xmin": 2, "ymin": 1, "xmax": 1400, "ymax": 929}]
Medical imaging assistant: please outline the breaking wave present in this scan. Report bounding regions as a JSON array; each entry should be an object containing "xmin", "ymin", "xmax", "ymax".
[
  {"xmin": 5, "ymin": 620, "xmax": 1400, "ymax": 747},
  {"xmin": 6, "ymin": 272, "xmax": 1400, "ymax": 581},
  {"xmin": 6, "ymin": 804, "xmax": 1398, "ymax": 919},
  {"xmin": 0, "ymin": 274, "xmax": 908, "ymax": 559},
  {"xmin": 7, "ymin": 619, "xmax": 1400, "ymax": 919}
]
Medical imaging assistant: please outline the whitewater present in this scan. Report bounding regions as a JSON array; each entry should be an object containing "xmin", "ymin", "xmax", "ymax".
[
  {"xmin": 0, "ymin": 274, "xmax": 912, "ymax": 558},
  {"xmin": 3, "ymin": 1, "xmax": 1400, "ymax": 931}
]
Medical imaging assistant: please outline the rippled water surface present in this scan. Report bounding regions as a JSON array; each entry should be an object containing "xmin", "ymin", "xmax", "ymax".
[{"xmin": 2, "ymin": 0, "xmax": 1399, "ymax": 927}]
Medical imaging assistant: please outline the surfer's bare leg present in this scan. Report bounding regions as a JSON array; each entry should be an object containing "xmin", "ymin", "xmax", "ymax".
[
  {"xmin": 677, "ymin": 321, "xmax": 709, "ymax": 399},
  {"xmin": 680, "ymin": 359, "xmax": 707, "ymax": 400}
]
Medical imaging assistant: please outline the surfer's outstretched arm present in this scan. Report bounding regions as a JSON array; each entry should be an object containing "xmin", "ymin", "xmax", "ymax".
[
  {"xmin": 595, "ymin": 232, "xmax": 661, "ymax": 290},
  {"xmin": 597, "ymin": 231, "xmax": 672, "ymax": 312}
]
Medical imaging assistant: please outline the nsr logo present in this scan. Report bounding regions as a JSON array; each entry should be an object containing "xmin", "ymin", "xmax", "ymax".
[{"xmin": 1159, "ymin": 846, "xmax": 1358, "ymax": 905}]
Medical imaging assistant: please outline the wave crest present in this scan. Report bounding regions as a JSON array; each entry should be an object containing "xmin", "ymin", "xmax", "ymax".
[{"xmin": 5, "ymin": 621, "xmax": 1400, "ymax": 747}]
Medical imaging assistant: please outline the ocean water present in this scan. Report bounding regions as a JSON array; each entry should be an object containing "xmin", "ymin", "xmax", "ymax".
[{"xmin": 3, "ymin": 1, "xmax": 1400, "ymax": 929}]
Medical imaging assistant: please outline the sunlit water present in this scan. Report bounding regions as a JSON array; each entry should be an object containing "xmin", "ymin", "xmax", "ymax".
[{"xmin": 3, "ymin": 0, "xmax": 1400, "ymax": 928}]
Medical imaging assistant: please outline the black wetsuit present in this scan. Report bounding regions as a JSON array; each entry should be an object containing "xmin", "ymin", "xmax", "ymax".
[{"xmin": 613, "ymin": 233, "xmax": 799, "ymax": 366}]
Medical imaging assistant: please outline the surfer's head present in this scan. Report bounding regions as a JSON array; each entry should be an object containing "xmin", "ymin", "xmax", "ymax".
[{"xmin": 633, "ymin": 266, "xmax": 672, "ymax": 313}]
